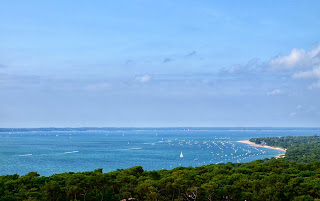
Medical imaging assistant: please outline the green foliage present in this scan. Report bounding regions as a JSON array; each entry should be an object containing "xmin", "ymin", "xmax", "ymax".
[
  {"xmin": 0, "ymin": 161, "xmax": 319, "ymax": 200},
  {"xmin": 250, "ymin": 135, "xmax": 320, "ymax": 162}
]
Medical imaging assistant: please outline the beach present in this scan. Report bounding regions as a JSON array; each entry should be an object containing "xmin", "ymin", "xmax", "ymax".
[{"xmin": 237, "ymin": 140, "xmax": 286, "ymax": 158}]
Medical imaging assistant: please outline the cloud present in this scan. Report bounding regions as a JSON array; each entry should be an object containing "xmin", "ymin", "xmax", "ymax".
[
  {"xmin": 294, "ymin": 105, "xmax": 316, "ymax": 113},
  {"xmin": 221, "ymin": 58, "xmax": 261, "ymax": 75},
  {"xmin": 221, "ymin": 45, "xmax": 320, "ymax": 90},
  {"xmin": 276, "ymin": 46, "xmax": 320, "ymax": 89},
  {"xmin": 308, "ymin": 80, "xmax": 320, "ymax": 89},
  {"xmin": 289, "ymin": 105, "xmax": 317, "ymax": 119},
  {"xmin": 267, "ymin": 89, "xmax": 281, "ymax": 96},
  {"xmin": 162, "ymin": 58, "xmax": 173, "ymax": 63},
  {"xmin": 289, "ymin": 112, "xmax": 296, "ymax": 117},
  {"xmin": 292, "ymin": 66, "xmax": 320, "ymax": 79},
  {"xmin": 185, "ymin": 51, "xmax": 197, "ymax": 57},
  {"xmin": 269, "ymin": 45, "xmax": 320, "ymax": 70},
  {"xmin": 292, "ymin": 63, "xmax": 320, "ymax": 89},
  {"xmin": 223, "ymin": 45, "xmax": 320, "ymax": 74},
  {"xmin": 135, "ymin": 74, "xmax": 151, "ymax": 83}
]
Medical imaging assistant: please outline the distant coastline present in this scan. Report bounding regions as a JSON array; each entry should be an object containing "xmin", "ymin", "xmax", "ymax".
[{"xmin": 237, "ymin": 140, "xmax": 286, "ymax": 158}]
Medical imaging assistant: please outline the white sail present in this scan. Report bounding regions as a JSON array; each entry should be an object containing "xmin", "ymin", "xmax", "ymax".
[{"xmin": 180, "ymin": 151, "xmax": 183, "ymax": 158}]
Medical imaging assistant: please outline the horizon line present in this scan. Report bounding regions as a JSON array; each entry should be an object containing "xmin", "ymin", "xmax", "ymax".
[{"xmin": 1, "ymin": 126, "xmax": 319, "ymax": 129}]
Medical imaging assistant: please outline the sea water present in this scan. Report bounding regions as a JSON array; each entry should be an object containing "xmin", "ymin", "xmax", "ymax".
[{"xmin": 0, "ymin": 127, "xmax": 319, "ymax": 176}]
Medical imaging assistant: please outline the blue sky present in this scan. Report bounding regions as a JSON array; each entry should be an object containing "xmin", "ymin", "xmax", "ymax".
[{"xmin": 1, "ymin": 0, "xmax": 320, "ymax": 127}]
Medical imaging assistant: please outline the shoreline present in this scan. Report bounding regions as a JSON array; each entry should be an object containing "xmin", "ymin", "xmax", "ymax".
[{"xmin": 237, "ymin": 140, "xmax": 286, "ymax": 158}]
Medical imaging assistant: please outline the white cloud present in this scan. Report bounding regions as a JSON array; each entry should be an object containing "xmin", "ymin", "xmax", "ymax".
[
  {"xmin": 267, "ymin": 89, "xmax": 281, "ymax": 96},
  {"xmin": 136, "ymin": 74, "xmax": 151, "ymax": 83},
  {"xmin": 266, "ymin": 45, "xmax": 320, "ymax": 90},
  {"xmin": 221, "ymin": 45, "xmax": 320, "ymax": 90},
  {"xmin": 292, "ymin": 66, "xmax": 320, "ymax": 79},
  {"xmin": 269, "ymin": 45, "xmax": 320, "ymax": 70},
  {"xmin": 292, "ymin": 66, "xmax": 320, "ymax": 89}
]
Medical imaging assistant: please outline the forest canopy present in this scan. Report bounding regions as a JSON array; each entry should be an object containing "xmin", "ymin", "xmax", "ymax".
[{"xmin": 250, "ymin": 135, "xmax": 320, "ymax": 163}]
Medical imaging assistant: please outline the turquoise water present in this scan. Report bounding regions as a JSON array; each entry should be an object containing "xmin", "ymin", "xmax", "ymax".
[{"xmin": 0, "ymin": 127, "xmax": 319, "ymax": 176}]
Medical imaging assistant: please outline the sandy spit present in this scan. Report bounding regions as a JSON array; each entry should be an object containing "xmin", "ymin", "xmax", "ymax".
[{"xmin": 237, "ymin": 140, "xmax": 286, "ymax": 158}]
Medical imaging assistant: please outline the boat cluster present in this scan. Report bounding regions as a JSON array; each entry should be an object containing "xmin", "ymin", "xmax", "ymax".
[{"xmin": 160, "ymin": 138, "xmax": 269, "ymax": 166}]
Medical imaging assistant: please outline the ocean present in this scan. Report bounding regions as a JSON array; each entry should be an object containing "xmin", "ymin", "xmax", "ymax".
[{"xmin": 0, "ymin": 127, "xmax": 319, "ymax": 176}]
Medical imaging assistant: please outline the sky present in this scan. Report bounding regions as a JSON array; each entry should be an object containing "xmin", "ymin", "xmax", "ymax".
[{"xmin": 1, "ymin": 0, "xmax": 320, "ymax": 127}]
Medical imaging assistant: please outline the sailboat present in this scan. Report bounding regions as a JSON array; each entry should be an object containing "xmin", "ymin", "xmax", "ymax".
[{"xmin": 180, "ymin": 151, "xmax": 183, "ymax": 158}]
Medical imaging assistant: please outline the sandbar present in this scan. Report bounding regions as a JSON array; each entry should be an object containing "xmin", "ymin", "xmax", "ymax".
[{"xmin": 237, "ymin": 140, "xmax": 286, "ymax": 158}]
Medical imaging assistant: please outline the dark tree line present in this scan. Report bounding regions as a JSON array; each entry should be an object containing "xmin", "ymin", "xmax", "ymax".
[{"xmin": 250, "ymin": 135, "xmax": 320, "ymax": 163}]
